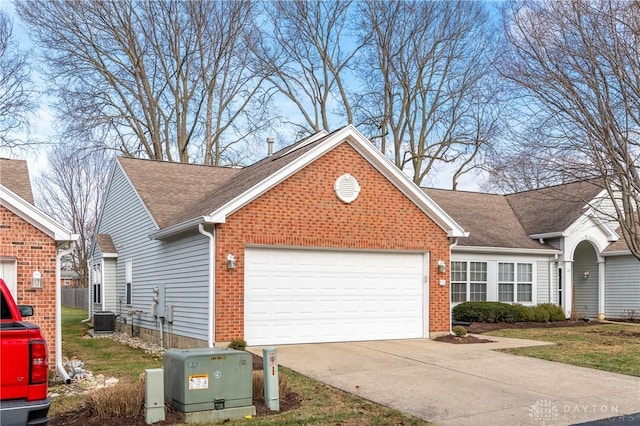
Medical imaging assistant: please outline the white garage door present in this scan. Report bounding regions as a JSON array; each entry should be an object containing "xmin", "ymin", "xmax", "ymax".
[{"xmin": 244, "ymin": 248, "xmax": 427, "ymax": 345}]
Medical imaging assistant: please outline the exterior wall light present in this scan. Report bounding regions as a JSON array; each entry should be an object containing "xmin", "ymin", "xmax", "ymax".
[
  {"xmin": 226, "ymin": 254, "xmax": 236, "ymax": 270},
  {"xmin": 437, "ymin": 260, "xmax": 447, "ymax": 273},
  {"xmin": 583, "ymin": 270, "xmax": 590, "ymax": 279},
  {"xmin": 31, "ymin": 270, "xmax": 42, "ymax": 288}
]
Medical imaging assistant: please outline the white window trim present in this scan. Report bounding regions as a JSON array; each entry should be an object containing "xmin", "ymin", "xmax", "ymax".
[
  {"xmin": 498, "ymin": 262, "xmax": 534, "ymax": 304},
  {"xmin": 451, "ymin": 260, "xmax": 488, "ymax": 303}
]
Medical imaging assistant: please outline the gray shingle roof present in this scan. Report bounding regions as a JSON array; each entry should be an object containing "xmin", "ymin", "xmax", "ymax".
[
  {"xmin": 117, "ymin": 130, "xmax": 335, "ymax": 230},
  {"xmin": 95, "ymin": 234, "xmax": 117, "ymax": 254},
  {"xmin": 423, "ymin": 188, "xmax": 548, "ymax": 249},
  {"xmin": 506, "ymin": 180, "xmax": 603, "ymax": 236},
  {"xmin": 0, "ymin": 158, "xmax": 34, "ymax": 204},
  {"xmin": 117, "ymin": 157, "xmax": 241, "ymax": 229}
]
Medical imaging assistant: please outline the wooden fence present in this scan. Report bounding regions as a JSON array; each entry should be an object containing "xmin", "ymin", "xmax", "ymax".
[{"xmin": 61, "ymin": 287, "xmax": 88, "ymax": 310}]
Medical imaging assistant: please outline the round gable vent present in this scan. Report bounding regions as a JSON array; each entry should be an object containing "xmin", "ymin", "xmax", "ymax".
[{"xmin": 334, "ymin": 174, "xmax": 361, "ymax": 203}]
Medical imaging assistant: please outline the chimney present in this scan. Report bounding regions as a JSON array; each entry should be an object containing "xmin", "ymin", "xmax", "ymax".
[{"xmin": 267, "ymin": 137, "xmax": 275, "ymax": 157}]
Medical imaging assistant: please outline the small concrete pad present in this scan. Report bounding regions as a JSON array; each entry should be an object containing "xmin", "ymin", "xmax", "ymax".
[{"xmin": 249, "ymin": 336, "xmax": 640, "ymax": 425}]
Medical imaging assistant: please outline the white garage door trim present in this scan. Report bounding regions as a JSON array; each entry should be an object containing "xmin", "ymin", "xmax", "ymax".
[
  {"xmin": 244, "ymin": 247, "xmax": 429, "ymax": 345},
  {"xmin": 0, "ymin": 258, "xmax": 17, "ymax": 300}
]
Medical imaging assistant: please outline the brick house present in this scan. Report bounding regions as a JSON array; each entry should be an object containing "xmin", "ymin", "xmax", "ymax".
[
  {"xmin": 91, "ymin": 126, "xmax": 466, "ymax": 348},
  {"xmin": 1, "ymin": 158, "xmax": 77, "ymax": 371}
]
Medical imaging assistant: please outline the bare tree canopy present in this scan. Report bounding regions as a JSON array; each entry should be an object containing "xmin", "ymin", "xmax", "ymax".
[
  {"xmin": 253, "ymin": 0, "xmax": 358, "ymax": 135},
  {"xmin": 502, "ymin": 0, "xmax": 640, "ymax": 258},
  {"xmin": 356, "ymin": 0, "xmax": 502, "ymax": 187},
  {"xmin": 16, "ymin": 0, "xmax": 269, "ymax": 164},
  {"xmin": 34, "ymin": 144, "xmax": 110, "ymax": 287},
  {"xmin": 0, "ymin": 10, "xmax": 34, "ymax": 150}
]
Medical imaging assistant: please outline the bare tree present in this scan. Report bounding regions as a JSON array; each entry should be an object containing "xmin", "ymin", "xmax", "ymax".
[
  {"xmin": 0, "ymin": 10, "xmax": 34, "ymax": 149},
  {"xmin": 356, "ymin": 0, "xmax": 502, "ymax": 186},
  {"xmin": 502, "ymin": 0, "xmax": 640, "ymax": 259},
  {"xmin": 35, "ymin": 144, "xmax": 110, "ymax": 287},
  {"xmin": 16, "ymin": 0, "xmax": 269, "ymax": 164},
  {"xmin": 252, "ymin": 0, "xmax": 359, "ymax": 135}
]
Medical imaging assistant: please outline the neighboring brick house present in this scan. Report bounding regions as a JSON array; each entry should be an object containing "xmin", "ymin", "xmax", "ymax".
[
  {"xmin": 91, "ymin": 126, "xmax": 466, "ymax": 348},
  {"xmin": 0, "ymin": 158, "xmax": 77, "ymax": 371}
]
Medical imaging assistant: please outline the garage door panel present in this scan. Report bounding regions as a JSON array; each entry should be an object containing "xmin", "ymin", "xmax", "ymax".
[{"xmin": 245, "ymin": 248, "xmax": 426, "ymax": 345}]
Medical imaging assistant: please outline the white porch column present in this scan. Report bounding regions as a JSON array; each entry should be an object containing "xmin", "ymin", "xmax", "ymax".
[
  {"xmin": 597, "ymin": 260, "xmax": 605, "ymax": 320},
  {"xmin": 564, "ymin": 261, "xmax": 573, "ymax": 318}
]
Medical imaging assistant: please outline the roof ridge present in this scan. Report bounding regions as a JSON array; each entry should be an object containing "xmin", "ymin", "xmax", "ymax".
[
  {"xmin": 506, "ymin": 177, "xmax": 602, "ymax": 196},
  {"xmin": 117, "ymin": 156, "xmax": 241, "ymax": 171}
]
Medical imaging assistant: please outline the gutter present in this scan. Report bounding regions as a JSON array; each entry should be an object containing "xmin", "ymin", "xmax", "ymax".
[
  {"xmin": 448, "ymin": 238, "xmax": 458, "ymax": 335},
  {"xmin": 56, "ymin": 245, "xmax": 73, "ymax": 384},
  {"xmin": 452, "ymin": 246, "xmax": 561, "ymax": 255},
  {"xmin": 198, "ymin": 224, "xmax": 216, "ymax": 348}
]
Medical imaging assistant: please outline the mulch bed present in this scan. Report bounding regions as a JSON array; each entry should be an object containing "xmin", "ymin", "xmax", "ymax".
[
  {"xmin": 433, "ymin": 319, "xmax": 601, "ymax": 345},
  {"xmin": 433, "ymin": 334, "xmax": 494, "ymax": 344},
  {"xmin": 50, "ymin": 354, "xmax": 300, "ymax": 426},
  {"xmin": 466, "ymin": 319, "xmax": 597, "ymax": 334}
]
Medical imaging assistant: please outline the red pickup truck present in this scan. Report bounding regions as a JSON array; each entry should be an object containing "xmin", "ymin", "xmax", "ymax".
[{"xmin": 0, "ymin": 278, "xmax": 50, "ymax": 425}]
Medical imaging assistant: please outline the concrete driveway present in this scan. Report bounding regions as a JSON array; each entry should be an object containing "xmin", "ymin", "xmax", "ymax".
[{"xmin": 249, "ymin": 336, "xmax": 640, "ymax": 425}]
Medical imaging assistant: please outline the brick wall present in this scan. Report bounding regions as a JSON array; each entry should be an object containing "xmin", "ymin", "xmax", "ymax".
[
  {"xmin": 1, "ymin": 205, "xmax": 57, "ymax": 365},
  {"xmin": 215, "ymin": 142, "xmax": 451, "ymax": 342}
]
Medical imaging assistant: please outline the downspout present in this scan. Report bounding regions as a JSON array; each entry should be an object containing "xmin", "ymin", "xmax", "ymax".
[
  {"xmin": 550, "ymin": 254, "xmax": 558, "ymax": 305},
  {"xmin": 56, "ymin": 245, "xmax": 73, "ymax": 384},
  {"xmin": 82, "ymin": 258, "xmax": 91, "ymax": 323},
  {"xmin": 448, "ymin": 238, "xmax": 459, "ymax": 335},
  {"xmin": 198, "ymin": 224, "xmax": 216, "ymax": 348}
]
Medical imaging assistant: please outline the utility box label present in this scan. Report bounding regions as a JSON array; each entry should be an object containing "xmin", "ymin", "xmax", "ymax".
[{"xmin": 188, "ymin": 374, "xmax": 209, "ymax": 390}]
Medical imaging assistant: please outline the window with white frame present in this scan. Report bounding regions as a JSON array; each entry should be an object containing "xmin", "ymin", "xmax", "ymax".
[
  {"xmin": 517, "ymin": 263, "xmax": 533, "ymax": 302},
  {"xmin": 498, "ymin": 262, "xmax": 533, "ymax": 303},
  {"xmin": 469, "ymin": 262, "xmax": 487, "ymax": 301},
  {"xmin": 451, "ymin": 261, "xmax": 487, "ymax": 302},
  {"xmin": 498, "ymin": 263, "xmax": 515, "ymax": 302},
  {"xmin": 125, "ymin": 259, "xmax": 133, "ymax": 305},
  {"xmin": 451, "ymin": 261, "xmax": 467, "ymax": 303},
  {"xmin": 92, "ymin": 263, "xmax": 101, "ymax": 303}
]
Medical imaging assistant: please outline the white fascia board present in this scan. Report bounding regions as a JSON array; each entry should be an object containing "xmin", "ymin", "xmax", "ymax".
[
  {"xmin": 529, "ymin": 232, "xmax": 567, "ymax": 240},
  {"xmin": 453, "ymin": 245, "xmax": 561, "ymax": 255},
  {"xmin": 584, "ymin": 208, "xmax": 619, "ymax": 241},
  {"xmin": 0, "ymin": 186, "xmax": 77, "ymax": 242},
  {"xmin": 149, "ymin": 216, "xmax": 205, "ymax": 239},
  {"xmin": 601, "ymin": 250, "xmax": 632, "ymax": 257},
  {"xmin": 102, "ymin": 253, "xmax": 119, "ymax": 258},
  {"xmin": 205, "ymin": 125, "xmax": 467, "ymax": 238},
  {"xmin": 343, "ymin": 126, "xmax": 467, "ymax": 238}
]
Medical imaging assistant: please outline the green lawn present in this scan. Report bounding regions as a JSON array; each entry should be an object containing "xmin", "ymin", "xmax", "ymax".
[
  {"xmin": 486, "ymin": 324, "xmax": 640, "ymax": 377},
  {"xmin": 53, "ymin": 307, "xmax": 431, "ymax": 425}
]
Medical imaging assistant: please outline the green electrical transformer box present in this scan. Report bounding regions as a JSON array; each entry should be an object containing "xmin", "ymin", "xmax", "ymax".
[{"xmin": 164, "ymin": 348, "xmax": 253, "ymax": 413}]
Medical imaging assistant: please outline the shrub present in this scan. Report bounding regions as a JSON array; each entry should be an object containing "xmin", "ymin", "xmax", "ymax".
[
  {"xmin": 531, "ymin": 305, "xmax": 551, "ymax": 322},
  {"xmin": 228, "ymin": 339, "xmax": 247, "ymax": 351},
  {"xmin": 252, "ymin": 370, "xmax": 288, "ymax": 400},
  {"xmin": 452, "ymin": 301, "xmax": 520, "ymax": 323},
  {"xmin": 538, "ymin": 303, "xmax": 566, "ymax": 322},
  {"xmin": 452, "ymin": 325, "xmax": 467, "ymax": 337},
  {"xmin": 85, "ymin": 381, "xmax": 144, "ymax": 419},
  {"xmin": 513, "ymin": 304, "xmax": 534, "ymax": 322}
]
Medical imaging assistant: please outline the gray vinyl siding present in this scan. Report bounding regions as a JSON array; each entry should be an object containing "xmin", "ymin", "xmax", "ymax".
[
  {"xmin": 103, "ymin": 258, "xmax": 117, "ymax": 312},
  {"xmin": 572, "ymin": 243, "xmax": 599, "ymax": 317},
  {"xmin": 97, "ymin": 164, "xmax": 210, "ymax": 343},
  {"xmin": 605, "ymin": 255, "xmax": 640, "ymax": 319},
  {"xmin": 536, "ymin": 260, "xmax": 553, "ymax": 304}
]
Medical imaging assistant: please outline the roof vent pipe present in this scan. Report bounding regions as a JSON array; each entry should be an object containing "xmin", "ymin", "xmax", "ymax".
[{"xmin": 267, "ymin": 137, "xmax": 275, "ymax": 157}]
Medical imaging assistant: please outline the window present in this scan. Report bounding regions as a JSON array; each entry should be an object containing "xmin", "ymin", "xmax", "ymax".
[
  {"xmin": 125, "ymin": 259, "xmax": 133, "ymax": 305},
  {"xmin": 451, "ymin": 261, "xmax": 467, "ymax": 303},
  {"xmin": 451, "ymin": 261, "xmax": 487, "ymax": 302},
  {"xmin": 469, "ymin": 262, "xmax": 487, "ymax": 301},
  {"xmin": 498, "ymin": 263, "xmax": 514, "ymax": 302},
  {"xmin": 498, "ymin": 262, "xmax": 533, "ymax": 303},
  {"xmin": 92, "ymin": 263, "xmax": 101, "ymax": 304},
  {"xmin": 517, "ymin": 263, "xmax": 533, "ymax": 302}
]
